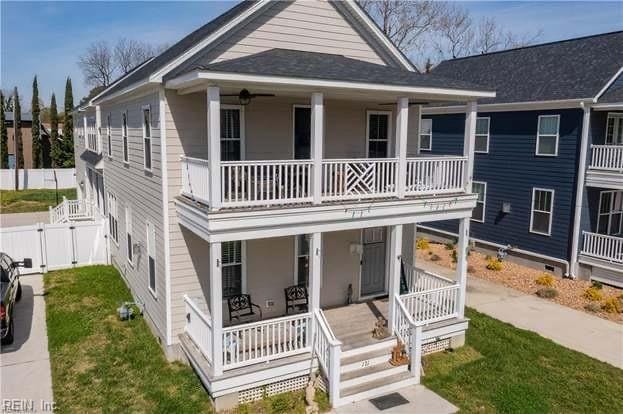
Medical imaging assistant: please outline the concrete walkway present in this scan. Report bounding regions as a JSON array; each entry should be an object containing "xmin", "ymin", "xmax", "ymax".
[
  {"xmin": 0, "ymin": 274, "xmax": 54, "ymax": 408},
  {"xmin": 1, "ymin": 211, "xmax": 49, "ymax": 227},
  {"xmin": 419, "ymin": 261, "xmax": 623, "ymax": 369}
]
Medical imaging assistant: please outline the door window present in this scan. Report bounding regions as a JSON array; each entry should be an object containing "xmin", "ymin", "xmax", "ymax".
[{"xmin": 294, "ymin": 106, "xmax": 311, "ymax": 159}]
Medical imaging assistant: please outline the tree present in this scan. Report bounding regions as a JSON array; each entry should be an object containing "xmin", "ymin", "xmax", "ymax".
[
  {"xmin": 31, "ymin": 76, "xmax": 42, "ymax": 168},
  {"xmin": 61, "ymin": 78, "xmax": 75, "ymax": 167},
  {"xmin": 114, "ymin": 38, "xmax": 153, "ymax": 74},
  {"xmin": 13, "ymin": 87, "xmax": 23, "ymax": 169},
  {"xmin": 78, "ymin": 40, "xmax": 115, "ymax": 87},
  {"xmin": 433, "ymin": 4, "xmax": 474, "ymax": 60},
  {"xmin": 50, "ymin": 93, "xmax": 60, "ymax": 168},
  {"xmin": 0, "ymin": 91, "xmax": 7, "ymax": 168}
]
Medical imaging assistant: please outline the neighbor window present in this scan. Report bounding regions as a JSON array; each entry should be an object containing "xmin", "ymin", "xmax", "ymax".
[
  {"xmin": 146, "ymin": 220, "xmax": 156, "ymax": 294},
  {"xmin": 295, "ymin": 235, "xmax": 310, "ymax": 287},
  {"xmin": 125, "ymin": 206, "xmax": 133, "ymax": 264},
  {"xmin": 472, "ymin": 182, "xmax": 487, "ymax": 222},
  {"xmin": 419, "ymin": 118, "xmax": 432, "ymax": 151},
  {"xmin": 536, "ymin": 115, "xmax": 560, "ymax": 156},
  {"xmin": 107, "ymin": 114, "xmax": 112, "ymax": 157},
  {"xmin": 142, "ymin": 106, "xmax": 152, "ymax": 170},
  {"xmin": 221, "ymin": 107, "xmax": 242, "ymax": 161},
  {"xmin": 87, "ymin": 117, "xmax": 97, "ymax": 152},
  {"xmin": 475, "ymin": 117, "xmax": 490, "ymax": 153},
  {"xmin": 107, "ymin": 192, "xmax": 119, "ymax": 244},
  {"xmin": 597, "ymin": 191, "xmax": 623, "ymax": 236},
  {"xmin": 367, "ymin": 111, "xmax": 390, "ymax": 158},
  {"xmin": 605, "ymin": 113, "xmax": 623, "ymax": 145},
  {"xmin": 530, "ymin": 188, "xmax": 554, "ymax": 235},
  {"xmin": 122, "ymin": 112, "xmax": 129, "ymax": 163},
  {"xmin": 222, "ymin": 241, "xmax": 243, "ymax": 298}
]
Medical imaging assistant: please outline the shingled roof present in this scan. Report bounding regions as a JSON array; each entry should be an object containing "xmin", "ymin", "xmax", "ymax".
[{"xmin": 433, "ymin": 31, "xmax": 623, "ymax": 105}]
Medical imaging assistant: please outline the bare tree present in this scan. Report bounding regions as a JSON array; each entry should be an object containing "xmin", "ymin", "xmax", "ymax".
[
  {"xmin": 472, "ymin": 17, "xmax": 543, "ymax": 55},
  {"xmin": 433, "ymin": 4, "xmax": 474, "ymax": 60},
  {"xmin": 114, "ymin": 38, "xmax": 155, "ymax": 74},
  {"xmin": 78, "ymin": 40, "xmax": 115, "ymax": 87}
]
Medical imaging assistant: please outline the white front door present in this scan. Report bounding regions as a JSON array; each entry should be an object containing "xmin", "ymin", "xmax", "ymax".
[{"xmin": 360, "ymin": 227, "xmax": 387, "ymax": 298}]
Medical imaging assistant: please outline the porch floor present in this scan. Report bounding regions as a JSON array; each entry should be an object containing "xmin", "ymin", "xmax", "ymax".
[{"xmin": 323, "ymin": 299, "xmax": 391, "ymax": 351}]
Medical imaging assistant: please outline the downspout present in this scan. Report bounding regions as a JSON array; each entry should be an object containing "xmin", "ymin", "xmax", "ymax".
[{"xmin": 569, "ymin": 101, "xmax": 592, "ymax": 278}]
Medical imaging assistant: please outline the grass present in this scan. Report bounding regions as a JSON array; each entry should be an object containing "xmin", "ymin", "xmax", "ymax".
[
  {"xmin": 423, "ymin": 308, "xmax": 623, "ymax": 414},
  {"xmin": 0, "ymin": 188, "xmax": 77, "ymax": 213}
]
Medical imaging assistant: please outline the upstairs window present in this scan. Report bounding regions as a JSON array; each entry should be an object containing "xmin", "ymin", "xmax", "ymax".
[
  {"xmin": 295, "ymin": 235, "xmax": 310, "ymax": 287},
  {"xmin": 122, "ymin": 112, "xmax": 129, "ymax": 163},
  {"xmin": 536, "ymin": 115, "xmax": 559, "ymax": 156},
  {"xmin": 107, "ymin": 192, "xmax": 119, "ymax": 244},
  {"xmin": 605, "ymin": 113, "xmax": 623, "ymax": 145},
  {"xmin": 475, "ymin": 117, "xmax": 490, "ymax": 153},
  {"xmin": 107, "ymin": 114, "xmax": 112, "ymax": 157},
  {"xmin": 142, "ymin": 106, "xmax": 152, "ymax": 170},
  {"xmin": 419, "ymin": 118, "xmax": 432, "ymax": 151},
  {"xmin": 472, "ymin": 182, "xmax": 487, "ymax": 222},
  {"xmin": 222, "ymin": 241, "xmax": 243, "ymax": 298},
  {"xmin": 530, "ymin": 188, "xmax": 554, "ymax": 236},
  {"xmin": 367, "ymin": 111, "xmax": 390, "ymax": 158},
  {"xmin": 597, "ymin": 191, "xmax": 623, "ymax": 236}
]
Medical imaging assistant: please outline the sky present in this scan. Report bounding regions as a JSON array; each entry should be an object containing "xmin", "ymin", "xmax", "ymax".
[{"xmin": 1, "ymin": 1, "xmax": 622, "ymax": 108}]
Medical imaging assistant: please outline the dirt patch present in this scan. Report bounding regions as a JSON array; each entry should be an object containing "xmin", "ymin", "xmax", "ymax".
[{"xmin": 416, "ymin": 242, "xmax": 623, "ymax": 324}]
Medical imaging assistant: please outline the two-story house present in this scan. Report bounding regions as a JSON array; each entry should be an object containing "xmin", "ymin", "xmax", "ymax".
[
  {"xmin": 73, "ymin": 0, "xmax": 494, "ymax": 409},
  {"xmin": 419, "ymin": 31, "xmax": 623, "ymax": 287}
]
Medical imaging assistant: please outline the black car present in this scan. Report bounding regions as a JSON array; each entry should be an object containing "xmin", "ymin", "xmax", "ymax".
[{"xmin": 1, "ymin": 253, "xmax": 31, "ymax": 345}]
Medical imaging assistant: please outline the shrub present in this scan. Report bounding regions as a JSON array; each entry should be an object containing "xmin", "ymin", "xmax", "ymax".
[
  {"xmin": 583, "ymin": 287, "xmax": 603, "ymax": 302},
  {"xmin": 269, "ymin": 393, "xmax": 297, "ymax": 414},
  {"xmin": 584, "ymin": 302, "xmax": 601, "ymax": 313},
  {"xmin": 467, "ymin": 265, "xmax": 476, "ymax": 274},
  {"xmin": 444, "ymin": 241, "xmax": 455, "ymax": 250},
  {"xmin": 591, "ymin": 280, "xmax": 603, "ymax": 290},
  {"xmin": 486, "ymin": 258, "xmax": 503, "ymax": 271},
  {"xmin": 602, "ymin": 297, "xmax": 623, "ymax": 314},
  {"xmin": 536, "ymin": 287, "xmax": 558, "ymax": 299},
  {"xmin": 430, "ymin": 254, "xmax": 441, "ymax": 262},
  {"xmin": 535, "ymin": 274, "xmax": 555, "ymax": 287},
  {"xmin": 428, "ymin": 251, "xmax": 433, "ymax": 255},
  {"xmin": 416, "ymin": 238, "xmax": 430, "ymax": 250}
]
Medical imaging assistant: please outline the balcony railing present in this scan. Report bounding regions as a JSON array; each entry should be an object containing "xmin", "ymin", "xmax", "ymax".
[
  {"xmin": 49, "ymin": 197, "xmax": 94, "ymax": 224},
  {"xmin": 590, "ymin": 145, "xmax": 623, "ymax": 171},
  {"xmin": 180, "ymin": 155, "xmax": 468, "ymax": 209},
  {"xmin": 581, "ymin": 231, "xmax": 623, "ymax": 264}
]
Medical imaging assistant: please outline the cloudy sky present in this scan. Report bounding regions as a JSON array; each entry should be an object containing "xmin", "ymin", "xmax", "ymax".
[{"xmin": 1, "ymin": 1, "xmax": 622, "ymax": 107}]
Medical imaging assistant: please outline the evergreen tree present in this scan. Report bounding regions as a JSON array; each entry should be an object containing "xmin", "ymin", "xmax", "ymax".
[
  {"xmin": 61, "ymin": 77, "xmax": 74, "ymax": 167},
  {"xmin": 50, "ymin": 94, "xmax": 60, "ymax": 168},
  {"xmin": 31, "ymin": 76, "xmax": 41, "ymax": 168},
  {"xmin": 14, "ymin": 87, "xmax": 23, "ymax": 169},
  {"xmin": 0, "ymin": 92, "xmax": 7, "ymax": 168}
]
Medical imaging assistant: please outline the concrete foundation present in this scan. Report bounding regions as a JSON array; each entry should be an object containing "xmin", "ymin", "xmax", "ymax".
[{"xmin": 449, "ymin": 333, "xmax": 465, "ymax": 349}]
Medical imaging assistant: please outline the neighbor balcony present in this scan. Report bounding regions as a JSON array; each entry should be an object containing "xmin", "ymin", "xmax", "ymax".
[
  {"xmin": 586, "ymin": 145, "xmax": 623, "ymax": 189},
  {"xmin": 581, "ymin": 231, "xmax": 623, "ymax": 265}
]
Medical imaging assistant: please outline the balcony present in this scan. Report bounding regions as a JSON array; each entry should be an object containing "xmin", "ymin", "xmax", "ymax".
[
  {"xmin": 586, "ymin": 145, "xmax": 623, "ymax": 189},
  {"xmin": 581, "ymin": 232, "xmax": 623, "ymax": 265}
]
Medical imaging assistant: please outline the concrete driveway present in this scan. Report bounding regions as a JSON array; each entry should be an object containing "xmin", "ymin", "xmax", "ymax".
[
  {"xmin": 1, "ymin": 211, "xmax": 50, "ymax": 227},
  {"xmin": 0, "ymin": 274, "xmax": 54, "ymax": 409}
]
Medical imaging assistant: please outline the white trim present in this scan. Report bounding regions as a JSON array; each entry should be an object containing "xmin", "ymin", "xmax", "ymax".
[
  {"xmin": 165, "ymin": 70, "xmax": 496, "ymax": 99},
  {"xmin": 530, "ymin": 187, "xmax": 555, "ymax": 236},
  {"xmin": 106, "ymin": 113, "xmax": 112, "ymax": 158},
  {"xmin": 90, "ymin": 57, "xmax": 155, "ymax": 106},
  {"xmin": 474, "ymin": 117, "xmax": 490, "ymax": 154},
  {"xmin": 535, "ymin": 114, "xmax": 560, "ymax": 157},
  {"xmin": 292, "ymin": 104, "xmax": 311, "ymax": 159},
  {"xmin": 423, "ymin": 99, "xmax": 588, "ymax": 115},
  {"xmin": 221, "ymin": 104, "xmax": 246, "ymax": 160},
  {"xmin": 365, "ymin": 110, "xmax": 392, "ymax": 158},
  {"xmin": 471, "ymin": 181, "xmax": 486, "ymax": 223},
  {"xmin": 594, "ymin": 66, "xmax": 623, "ymax": 102},
  {"xmin": 593, "ymin": 103, "xmax": 623, "ymax": 111},
  {"xmin": 419, "ymin": 118, "xmax": 432, "ymax": 151},
  {"xmin": 293, "ymin": 234, "xmax": 310, "ymax": 286},
  {"xmin": 142, "ymin": 105, "xmax": 153, "ymax": 171},
  {"xmin": 159, "ymin": 88, "xmax": 172, "ymax": 345}
]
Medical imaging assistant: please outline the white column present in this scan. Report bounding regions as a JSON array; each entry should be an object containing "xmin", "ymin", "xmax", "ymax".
[
  {"xmin": 209, "ymin": 241, "xmax": 223, "ymax": 376},
  {"xmin": 414, "ymin": 104, "xmax": 422, "ymax": 156},
  {"xmin": 410, "ymin": 324, "xmax": 423, "ymax": 382},
  {"xmin": 311, "ymin": 93, "xmax": 324, "ymax": 204},
  {"xmin": 463, "ymin": 101, "xmax": 477, "ymax": 192},
  {"xmin": 395, "ymin": 97, "xmax": 409, "ymax": 198},
  {"xmin": 207, "ymin": 86, "xmax": 222, "ymax": 210},
  {"xmin": 83, "ymin": 115, "xmax": 88, "ymax": 149},
  {"xmin": 387, "ymin": 224, "xmax": 403, "ymax": 334},
  {"xmin": 456, "ymin": 217, "xmax": 470, "ymax": 318},
  {"xmin": 95, "ymin": 105, "xmax": 102, "ymax": 154},
  {"xmin": 309, "ymin": 232, "xmax": 322, "ymax": 311}
]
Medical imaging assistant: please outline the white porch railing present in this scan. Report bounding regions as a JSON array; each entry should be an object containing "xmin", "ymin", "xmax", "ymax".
[
  {"xmin": 406, "ymin": 156, "xmax": 467, "ymax": 195},
  {"xmin": 181, "ymin": 156, "xmax": 211, "ymax": 205},
  {"xmin": 581, "ymin": 232, "xmax": 623, "ymax": 264},
  {"xmin": 403, "ymin": 263, "xmax": 457, "ymax": 293},
  {"xmin": 400, "ymin": 284, "xmax": 460, "ymax": 325},
  {"xmin": 392, "ymin": 294, "xmax": 422, "ymax": 383},
  {"xmin": 590, "ymin": 145, "xmax": 623, "ymax": 171},
  {"xmin": 49, "ymin": 197, "xmax": 93, "ymax": 224},
  {"xmin": 321, "ymin": 158, "xmax": 398, "ymax": 201},
  {"xmin": 221, "ymin": 160, "xmax": 313, "ymax": 207},
  {"xmin": 222, "ymin": 312, "xmax": 312, "ymax": 370},
  {"xmin": 184, "ymin": 295, "xmax": 213, "ymax": 364},
  {"xmin": 312, "ymin": 309, "xmax": 341, "ymax": 406}
]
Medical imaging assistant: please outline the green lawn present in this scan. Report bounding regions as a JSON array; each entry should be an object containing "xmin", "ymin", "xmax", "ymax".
[
  {"xmin": 423, "ymin": 308, "xmax": 623, "ymax": 413},
  {"xmin": 0, "ymin": 188, "xmax": 77, "ymax": 213}
]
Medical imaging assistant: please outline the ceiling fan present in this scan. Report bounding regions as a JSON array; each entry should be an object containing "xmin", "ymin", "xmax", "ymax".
[
  {"xmin": 378, "ymin": 101, "xmax": 429, "ymax": 106},
  {"xmin": 220, "ymin": 89, "xmax": 275, "ymax": 105}
]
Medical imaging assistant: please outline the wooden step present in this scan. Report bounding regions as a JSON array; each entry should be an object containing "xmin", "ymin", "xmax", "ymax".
[
  {"xmin": 340, "ymin": 336, "xmax": 395, "ymax": 359},
  {"xmin": 338, "ymin": 371, "xmax": 417, "ymax": 405},
  {"xmin": 340, "ymin": 361, "xmax": 408, "ymax": 389},
  {"xmin": 341, "ymin": 346, "xmax": 392, "ymax": 373}
]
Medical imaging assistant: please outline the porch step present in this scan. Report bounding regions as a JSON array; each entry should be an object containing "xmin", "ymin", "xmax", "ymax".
[
  {"xmin": 340, "ymin": 361, "xmax": 408, "ymax": 389},
  {"xmin": 340, "ymin": 336, "xmax": 395, "ymax": 359},
  {"xmin": 341, "ymin": 346, "xmax": 392, "ymax": 373},
  {"xmin": 337, "ymin": 371, "xmax": 417, "ymax": 406}
]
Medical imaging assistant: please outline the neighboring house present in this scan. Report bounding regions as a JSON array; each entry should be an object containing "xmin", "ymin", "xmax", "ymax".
[
  {"xmin": 73, "ymin": 0, "xmax": 494, "ymax": 409},
  {"xmin": 4, "ymin": 111, "xmax": 54, "ymax": 169},
  {"xmin": 419, "ymin": 31, "xmax": 623, "ymax": 287}
]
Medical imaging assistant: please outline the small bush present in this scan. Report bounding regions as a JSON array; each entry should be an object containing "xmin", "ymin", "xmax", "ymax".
[
  {"xmin": 583, "ymin": 287, "xmax": 603, "ymax": 302},
  {"xmin": 536, "ymin": 287, "xmax": 558, "ymax": 299},
  {"xmin": 591, "ymin": 280, "xmax": 603, "ymax": 290},
  {"xmin": 444, "ymin": 242, "xmax": 455, "ymax": 250},
  {"xmin": 535, "ymin": 274, "xmax": 555, "ymax": 287},
  {"xmin": 486, "ymin": 258, "xmax": 503, "ymax": 271},
  {"xmin": 584, "ymin": 302, "xmax": 601, "ymax": 313},
  {"xmin": 269, "ymin": 393, "xmax": 297, "ymax": 414},
  {"xmin": 416, "ymin": 238, "xmax": 430, "ymax": 250},
  {"xmin": 430, "ymin": 254, "xmax": 441, "ymax": 262},
  {"xmin": 428, "ymin": 251, "xmax": 433, "ymax": 255},
  {"xmin": 602, "ymin": 297, "xmax": 623, "ymax": 314},
  {"xmin": 467, "ymin": 265, "xmax": 476, "ymax": 274}
]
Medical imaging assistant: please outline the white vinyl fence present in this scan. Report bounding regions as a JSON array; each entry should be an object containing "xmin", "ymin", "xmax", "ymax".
[
  {"xmin": 0, "ymin": 220, "xmax": 108, "ymax": 274},
  {"xmin": 0, "ymin": 168, "xmax": 76, "ymax": 190}
]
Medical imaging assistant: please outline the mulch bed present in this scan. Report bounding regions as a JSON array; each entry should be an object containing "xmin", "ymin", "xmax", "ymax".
[{"xmin": 416, "ymin": 241, "xmax": 623, "ymax": 324}]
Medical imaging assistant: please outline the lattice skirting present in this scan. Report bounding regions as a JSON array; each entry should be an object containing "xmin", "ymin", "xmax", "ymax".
[
  {"xmin": 238, "ymin": 374, "xmax": 327, "ymax": 404},
  {"xmin": 422, "ymin": 338, "xmax": 451, "ymax": 355}
]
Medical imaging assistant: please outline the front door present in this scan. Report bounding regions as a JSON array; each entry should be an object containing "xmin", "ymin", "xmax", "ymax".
[
  {"xmin": 360, "ymin": 227, "xmax": 387, "ymax": 297},
  {"xmin": 293, "ymin": 106, "xmax": 311, "ymax": 159}
]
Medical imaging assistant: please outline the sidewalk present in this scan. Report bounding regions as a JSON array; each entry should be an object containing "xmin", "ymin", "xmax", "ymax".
[
  {"xmin": 1, "ymin": 211, "xmax": 49, "ymax": 226},
  {"xmin": 0, "ymin": 274, "xmax": 54, "ymax": 408},
  {"xmin": 419, "ymin": 261, "xmax": 623, "ymax": 369}
]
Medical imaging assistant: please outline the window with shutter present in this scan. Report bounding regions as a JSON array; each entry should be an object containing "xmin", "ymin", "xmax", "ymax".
[
  {"xmin": 222, "ymin": 241, "xmax": 243, "ymax": 298},
  {"xmin": 221, "ymin": 107, "xmax": 242, "ymax": 161}
]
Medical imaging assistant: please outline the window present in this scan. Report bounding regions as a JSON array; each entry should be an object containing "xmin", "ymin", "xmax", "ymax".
[
  {"xmin": 294, "ymin": 235, "xmax": 310, "ymax": 286},
  {"xmin": 142, "ymin": 106, "xmax": 152, "ymax": 170},
  {"xmin": 472, "ymin": 182, "xmax": 487, "ymax": 222},
  {"xmin": 597, "ymin": 191, "xmax": 623, "ymax": 236},
  {"xmin": 87, "ymin": 116, "xmax": 97, "ymax": 152},
  {"xmin": 530, "ymin": 188, "xmax": 554, "ymax": 236},
  {"xmin": 222, "ymin": 241, "xmax": 243, "ymax": 298},
  {"xmin": 146, "ymin": 220, "xmax": 156, "ymax": 294},
  {"xmin": 605, "ymin": 113, "xmax": 623, "ymax": 145},
  {"xmin": 122, "ymin": 112, "xmax": 129, "ymax": 163},
  {"xmin": 475, "ymin": 117, "xmax": 490, "ymax": 153},
  {"xmin": 366, "ymin": 111, "xmax": 390, "ymax": 158},
  {"xmin": 221, "ymin": 106, "xmax": 243, "ymax": 161},
  {"xmin": 536, "ymin": 115, "xmax": 559, "ymax": 156},
  {"xmin": 419, "ymin": 118, "xmax": 432, "ymax": 151},
  {"xmin": 107, "ymin": 192, "xmax": 118, "ymax": 244},
  {"xmin": 125, "ymin": 206, "xmax": 133, "ymax": 264},
  {"xmin": 107, "ymin": 114, "xmax": 112, "ymax": 156}
]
